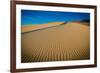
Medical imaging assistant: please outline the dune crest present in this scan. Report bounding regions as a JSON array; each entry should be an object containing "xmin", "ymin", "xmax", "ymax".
[{"xmin": 21, "ymin": 22, "xmax": 64, "ymax": 33}]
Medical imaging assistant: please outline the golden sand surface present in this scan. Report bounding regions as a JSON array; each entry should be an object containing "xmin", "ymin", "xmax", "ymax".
[
  {"xmin": 21, "ymin": 22, "xmax": 64, "ymax": 33},
  {"xmin": 21, "ymin": 22, "xmax": 90, "ymax": 62}
]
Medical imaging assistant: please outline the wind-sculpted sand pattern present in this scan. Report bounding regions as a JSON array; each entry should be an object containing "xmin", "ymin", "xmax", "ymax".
[{"xmin": 21, "ymin": 22, "xmax": 90, "ymax": 63}]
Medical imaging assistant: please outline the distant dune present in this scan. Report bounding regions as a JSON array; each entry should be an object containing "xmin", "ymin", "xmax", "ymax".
[
  {"xmin": 21, "ymin": 22, "xmax": 90, "ymax": 63},
  {"xmin": 21, "ymin": 22, "xmax": 64, "ymax": 33}
]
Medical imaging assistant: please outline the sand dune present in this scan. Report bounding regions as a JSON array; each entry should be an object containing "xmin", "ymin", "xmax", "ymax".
[
  {"xmin": 22, "ymin": 22, "xmax": 64, "ymax": 33},
  {"xmin": 21, "ymin": 22, "xmax": 90, "ymax": 63}
]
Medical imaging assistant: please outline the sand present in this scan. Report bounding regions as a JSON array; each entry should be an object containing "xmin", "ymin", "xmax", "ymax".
[
  {"xmin": 21, "ymin": 22, "xmax": 64, "ymax": 33},
  {"xmin": 21, "ymin": 22, "xmax": 90, "ymax": 62}
]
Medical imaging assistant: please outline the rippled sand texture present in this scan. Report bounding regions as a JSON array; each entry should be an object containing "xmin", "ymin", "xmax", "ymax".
[{"xmin": 21, "ymin": 22, "xmax": 90, "ymax": 63}]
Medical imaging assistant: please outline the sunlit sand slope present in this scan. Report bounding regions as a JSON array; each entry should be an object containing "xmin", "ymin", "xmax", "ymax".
[
  {"xmin": 21, "ymin": 22, "xmax": 90, "ymax": 62},
  {"xmin": 22, "ymin": 22, "xmax": 64, "ymax": 33}
]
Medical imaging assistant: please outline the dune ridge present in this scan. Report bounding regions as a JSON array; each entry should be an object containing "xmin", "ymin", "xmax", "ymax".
[{"xmin": 21, "ymin": 22, "xmax": 64, "ymax": 33}]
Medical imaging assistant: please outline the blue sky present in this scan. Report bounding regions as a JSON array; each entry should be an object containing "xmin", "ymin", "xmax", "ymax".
[{"xmin": 21, "ymin": 10, "xmax": 90, "ymax": 25}]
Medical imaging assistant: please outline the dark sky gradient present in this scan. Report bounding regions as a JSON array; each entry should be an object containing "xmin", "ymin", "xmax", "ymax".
[{"xmin": 21, "ymin": 10, "xmax": 90, "ymax": 25}]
